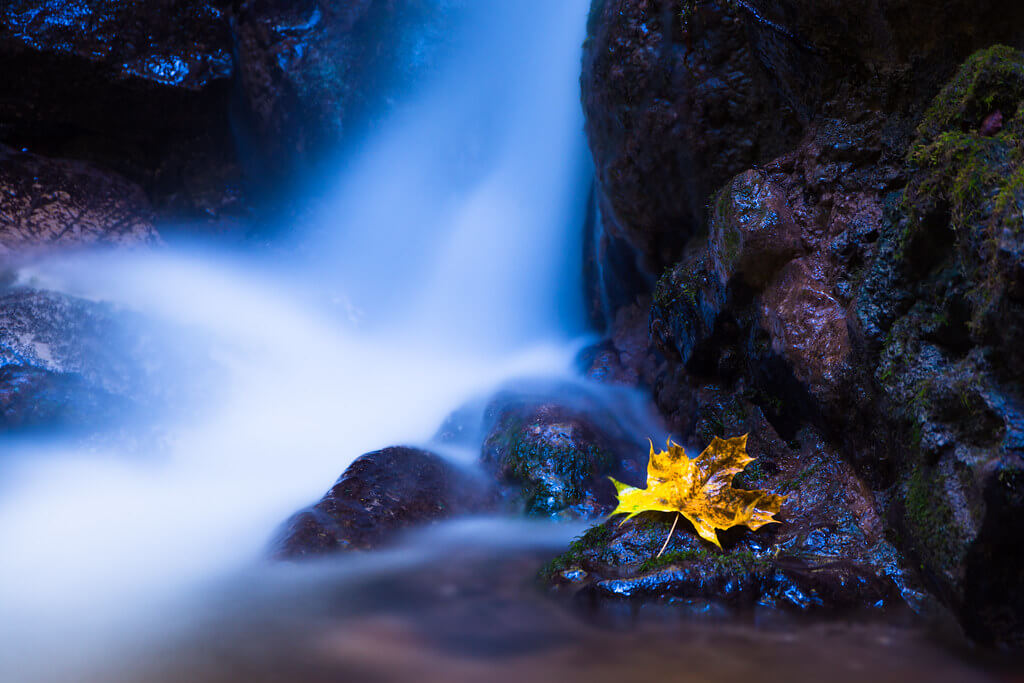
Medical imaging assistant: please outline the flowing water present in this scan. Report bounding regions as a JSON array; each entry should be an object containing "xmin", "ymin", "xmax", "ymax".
[{"xmin": 0, "ymin": 2, "xmax": 1012, "ymax": 682}]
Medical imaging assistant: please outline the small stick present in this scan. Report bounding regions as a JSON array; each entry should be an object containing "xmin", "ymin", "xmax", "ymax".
[{"xmin": 657, "ymin": 513, "xmax": 680, "ymax": 558}]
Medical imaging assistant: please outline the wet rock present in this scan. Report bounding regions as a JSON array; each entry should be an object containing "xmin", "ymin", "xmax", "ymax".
[
  {"xmin": 542, "ymin": 407, "xmax": 908, "ymax": 615},
  {"xmin": 0, "ymin": 145, "xmax": 158, "ymax": 254},
  {"xmin": 579, "ymin": 299, "xmax": 663, "ymax": 388},
  {"xmin": 708, "ymin": 170, "xmax": 801, "ymax": 288},
  {"xmin": 848, "ymin": 46, "xmax": 1024, "ymax": 647},
  {"xmin": 274, "ymin": 447, "xmax": 496, "ymax": 558},
  {"xmin": 582, "ymin": 0, "xmax": 803, "ymax": 276},
  {"xmin": 0, "ymin": 286, "xmax": 209, "ymax": 431},
  {"xmin": 0, "ymin": 0, "xmax": 242, "ymax": 218},
  {"xmin": 480, "ymin": 385, "xmax": 652, "ymax": 519},
  {"xmin": 233, "ymin": 0, "xmax": 452, "ymax": 187},
  {"xmin": 582, "ymin": 0, "xmax": 1024, "ymax": 312},
  {"xmin": 759, "ymin": 258, "xmax": 850, "ymax": 400},
  {"xmin": 0, "ymin": 364, "xmax": 126, "ymax": 432}
]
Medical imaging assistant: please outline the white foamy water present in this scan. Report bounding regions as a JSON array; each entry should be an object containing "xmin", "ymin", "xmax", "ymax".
[{"xmin": 0, "ymin": 1, "xmax": 602, "ymax": 679}]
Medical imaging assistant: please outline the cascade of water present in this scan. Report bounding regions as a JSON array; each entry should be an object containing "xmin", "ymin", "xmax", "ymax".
[{"xmin": 0, "ymin": 1, "xmax": 606, "ymax": 678}]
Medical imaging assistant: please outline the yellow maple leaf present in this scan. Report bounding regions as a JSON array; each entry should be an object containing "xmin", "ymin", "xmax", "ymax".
[{"xmin": 609, "ymin": 435, "xmax": 785, "ymax": 551}]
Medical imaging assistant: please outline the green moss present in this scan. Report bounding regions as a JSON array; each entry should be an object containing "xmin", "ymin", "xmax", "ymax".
[
  {"xmin": 916, "ymin": 45, "xmax": 1024, "ymax": 140},
  {"xmin": 903, "ymin": 463, "xmax": 966, "ymax": 575},
  {"xmin": 492, "ymin": 416, "xmax": 613, "ymax": 516},
  {"xmin": 638, "ymin": 548, "xmax": 769, "ymax": 575},
  {"xmin": 900, "ymin": 46, "xmax": 1024, "ymax": 338},
  {"xmin": 539, "ymin": 523, "xmax": 613, "ymax": 580},
  {"xmin": 779, "ymin": 460, "xmax": 824, "ymax": 495},
  {"xmin": 638, "ymin": 549, "xmax": 706, "ymax": 573}
]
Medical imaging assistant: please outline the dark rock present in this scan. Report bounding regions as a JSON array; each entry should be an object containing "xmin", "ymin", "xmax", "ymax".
[
  {"xmin": 1, "ymin": 145, "xmax": 158, "ymax": 254},
  {"xmin": 582, "ymin": 0, "xmax": 1024, "ymax": 311},
  {"xmin": 480, "ymin": 384, "xmax": 655, "ymax": 519},
  {"xmin": 707, "ymin": 170, "xmax": 801, "ymax": 289},
  {"xmin": 0, "ymin": 364, "xmax": 126, "ymax": 432},
  {"xmin": 0, "ymin": 0, "xmax": 243, "ymax": 219},
  {"xmin": 232, "ymin": 0, "xmax": 452, "ymax": 188},
  {"xmin": 849, "ymin": 46, "xmax": 1024, "ymax": 647},
  {"xmin": 542, "ymin": 407, "xmax": 909, "ymax": 615},
  {"xmin": 0, "ymin": 286, "xmax": 210, "ymax": 432},
  {"xmin": 578, "ymin": 299, "xmax": 663, "ymax": 388},
  {"xmin": 274, "ymin": 447, "xmax": 496, "ymax": 558},
  {"xmin": 582, "ymin": 0, "xmax": 803, "ymax": 276}
]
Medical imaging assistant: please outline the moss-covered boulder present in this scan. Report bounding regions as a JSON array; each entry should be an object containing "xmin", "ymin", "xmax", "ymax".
[
  {"xmin": 852, "ymin": 46, "xmax": 1024, "ymax": 647},
  {"xmin": 480, "ymin": 386, "xmax": 650, "ymax": 519},
  {"xmin": 542, "ymin": 405, "xmax": 908, "ymax": 614}
]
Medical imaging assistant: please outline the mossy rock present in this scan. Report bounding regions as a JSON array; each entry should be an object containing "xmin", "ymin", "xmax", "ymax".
[{"xmin": 480, "ymin": 386, "xmax": 647, "ymax": 519}]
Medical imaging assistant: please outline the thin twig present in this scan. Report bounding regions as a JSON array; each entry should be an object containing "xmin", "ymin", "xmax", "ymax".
[{"xmin": 657, "ymin": 513, "xmax": 680, "ymax": 558}]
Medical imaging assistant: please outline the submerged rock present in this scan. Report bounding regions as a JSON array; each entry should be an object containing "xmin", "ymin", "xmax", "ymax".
[
  {"xmin": 274, "ymin": 447, "xmax": 497, "ymax": 558},
  {"xmin": 0, "ymin": 286, "xmax": 210, "ymax": 433},
  {"xmin": 0, "ymin": 364, "xmax": 127, "ymax": 432}
]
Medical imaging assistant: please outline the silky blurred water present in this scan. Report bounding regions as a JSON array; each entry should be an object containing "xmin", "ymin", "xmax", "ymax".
[
  {"xmin": 0, "ymin": 1, "xmax": 599, "ymax": 680},
  {"xmin": 0, "ymin": 2, "xmax": 1011, "ymax": 682}
]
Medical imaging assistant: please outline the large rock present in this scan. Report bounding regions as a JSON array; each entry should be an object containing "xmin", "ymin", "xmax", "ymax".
[
  {"xmin": 849, "ymin": 46, "xmax": 1024, "ymax": 647},
  {"xmin": 0, "ymin": 0, "xmax": 242, "ymax": 219},
  {"xmin": 274, "ymin": 446, "xmax": 496, "ymax": 558},
  {"xmin": 232, "ymin": 0, "xmax": 453, "ymax": 187},
  {"xmin": 582, "ymin": 0, "xmax": 802, "ymax": 275},
  {"xmin": 1, "ymin": 146, "xmax": 158, "ymax": 254},
  {"xmin": 582, "ymin": 0, "xmax": 1024, "ymax": 291},
  {"xmin": 542, "ymin": 403, "xmax": 910, "ymax": 615},
  {"xmin": 640, "ymin": 45, "xmax": 1024, "ymax": 647}
]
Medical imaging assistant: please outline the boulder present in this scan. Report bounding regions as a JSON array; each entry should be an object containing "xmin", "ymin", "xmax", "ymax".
[
  {"xmin": 480, "ymin": 387, "xmax": 651, "ymax": 519},
  {"xmin": 0, "ymin": 0, "xmax": 242, "ymax": 218},
  {"xmin": 0, "ymin": 145, "xmax": 158, "ymax": 254},
  {"xmin": 274, "ymin": 446, "xmax": 496, "ymax": 558},
  {"xmin": 232, "ymin": 0, "xmax": 452, "ymax": 186},
  {"xmin": 542, "ymin": 405, "xmax": 909, "ymax": 615},
  {"xmin": 849, "ymin": 46, "xmax": 1024, "ymax": 647},
  {"xmin": 0, "ymin": 286, "xmax": 208, "ymax": 432},
  {"xmin": 582, "ymin": 0, "xmax": 802, "ymax": 275}
]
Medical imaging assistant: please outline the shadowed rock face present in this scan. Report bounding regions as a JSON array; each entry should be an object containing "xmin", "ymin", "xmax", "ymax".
[
  {"xmin": 582, "ymin": 0, "xmax": 803, "ymax": 277},
  {"xmin": 582, "ymin": 0, "xmax": 1024, "ymax": 301},
  {"xmin": 0, "ymin": 0, "xmax": 241, "ymax": 219},
  {"xmin": 585, "ymin": 25, "xmax": 1024, "ymax": 644},
  {"xmin": 1, "ymin": 146, "xmax": 157, "ymax": 254},
  {"xmin": 274, "ymin": 447, "xmax": 497, "ymax": 558},
  {"xmin": 0, "ymin": 0, "xmax": 449, "ymax": 227}
]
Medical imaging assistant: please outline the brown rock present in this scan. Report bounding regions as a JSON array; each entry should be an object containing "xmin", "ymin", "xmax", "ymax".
[
  {"xmin": 0, "ymin": 146, "xmax": 158, "ymax": 254},
  {"xmin": 759, "ymin": 258, "xmax": 851, "ymax": 399},
  {"xmin": 708, "ymin": 169, "xmax": 802, "ymax": 288},
  {"xmin": 274, "ymin": 447, "xmax": 496, "ymax": 558}
]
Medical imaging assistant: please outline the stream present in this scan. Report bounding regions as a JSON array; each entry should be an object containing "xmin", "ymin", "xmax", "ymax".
[{"xmin": 0, "ymin": 2, "xmax": 1014, "ymax": 681}]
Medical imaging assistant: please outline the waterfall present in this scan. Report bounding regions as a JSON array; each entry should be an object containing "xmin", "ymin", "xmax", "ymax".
[{"xmin": 0, "ymin": 0, "xmax": 595, "ymax": 678}]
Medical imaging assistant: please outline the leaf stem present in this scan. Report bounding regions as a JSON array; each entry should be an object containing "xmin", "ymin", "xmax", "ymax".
[{"xmin": 657, "ymin": 513, "xmax": 680, "ymax": 558}]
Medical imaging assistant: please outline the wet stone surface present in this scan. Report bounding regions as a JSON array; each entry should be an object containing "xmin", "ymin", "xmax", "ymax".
[{"xmin": 274, "ymin": 447, "xmax": 498, "ymax": 558}]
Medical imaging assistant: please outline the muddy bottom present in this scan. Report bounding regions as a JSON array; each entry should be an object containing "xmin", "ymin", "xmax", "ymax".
[{"xmin": 69, "ymin": 522, "xmax": 1017, "ymax": 683}]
